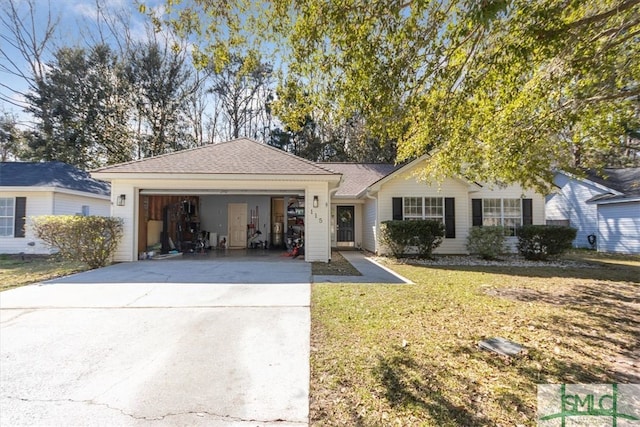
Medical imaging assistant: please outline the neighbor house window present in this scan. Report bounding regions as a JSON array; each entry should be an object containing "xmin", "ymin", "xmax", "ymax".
[
  {"xmin": 82, "ymin": 205, "xmax": 90, "ymax": 216},
  {"xmin": 403, "ymin": 197, "xmax": 444, "ymax": 222},
  {"xmin": 482, "ymin": 198, "xmax": 522, "ymax": 236},
  {"xmin": 0, "ymin": 198, "xmax": 14, "ymax": 237}
]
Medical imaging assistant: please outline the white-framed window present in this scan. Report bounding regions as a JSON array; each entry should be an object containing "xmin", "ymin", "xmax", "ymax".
[
  {"xmin": 483, "ymin": 198, "xmax": 522, "ymax": 236},
  {"xmin": 424, "ymin": 197, "xmax": 444, "ymax": 221},
  {"xmin": 82, "ymin": 205, "xmax": 90, "ymax": 216},
  {"xmin": 0, "ymin": 197, "xmax": 15, "ymax": 237},
  {"xmin": 403, "ymin": 197, "xmax": 423, "ymax": 219},
  {"xmin": 404, "ymin": 197, "xmax": 444, "ymax": 222}
]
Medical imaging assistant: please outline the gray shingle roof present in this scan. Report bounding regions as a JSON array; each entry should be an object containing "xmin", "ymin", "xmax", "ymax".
[
  {"xmin": 0, "ymin": 161, "xmax": 110, "ymax": 196},
  {"xmin": 92, "ymin": 138, "xmax": 339, "ymax": 176},
  {"xmin": 586, "ymin": 168, "xmax": 640, "ymax": 196},
  {"xmin": 320, "ymin": 163, "xmax": 399, "ymax": 197}
]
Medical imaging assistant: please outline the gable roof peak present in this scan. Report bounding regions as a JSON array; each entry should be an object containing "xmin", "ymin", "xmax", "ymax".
[{"xmin": 91, "ymin": 138, "xmax": 340, "ymax": 176}]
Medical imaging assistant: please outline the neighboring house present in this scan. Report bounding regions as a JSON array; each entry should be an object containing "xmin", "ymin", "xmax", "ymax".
[
  {"xmin": 91, "ymin": 138, "xmax": 546, "ymax": 263},
  {"xmin": 0, "ymin": 161, "xmax": 111, "ymax": 254},
  {"xmin": 546, "ymin": 168, "xmax": 640, "ymax": 254}
]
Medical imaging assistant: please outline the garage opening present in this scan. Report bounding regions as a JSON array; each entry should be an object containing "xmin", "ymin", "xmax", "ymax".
[{"xmin": 138, "ymin": 193, "xmax": 306, "ymax": 258}]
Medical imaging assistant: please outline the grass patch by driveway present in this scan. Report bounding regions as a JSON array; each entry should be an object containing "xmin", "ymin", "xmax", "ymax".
[
  {"xmin": 0, "ymin": 255, "xmax": 89, "ymax": 292},
  {"xmin": 310, "ymin": 253, "xmax": 639, "ymax": 426},
  {"xmin": 312, "ymin": 250, "xmax": 362, "ymax": 276}
]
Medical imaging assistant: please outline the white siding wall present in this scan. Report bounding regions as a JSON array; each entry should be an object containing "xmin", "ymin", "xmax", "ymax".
[
  {"xmin": 0, "ymin": 190, "xmax": 109, "ymax": 255},
  {"xmin": 597, "ymin": 202, "xmax": 640, "ymax": 254},
  {"xmin": 362, "ymin": 198, "xmax": 377, "ymax": 252},
  {"xmin": 305, "ymin": 182, "xmax": 330, "ymax": 262},
  {"xmin": 110, "ymin": 182, "xmax": 137, "ymax": 262},
  {"xmin": 110, "ymin": 178, "xmax": 333, "ymax": 262},
  {"xmin": 470, "ymin": 184, "xmax": 545, "ymax": 252},
  {"xmin": 374, "ymin": 169, "xmax": 546, "ymax": 255},
  {"xmin": 377, "ymin": 173, "xmax": 471, "ymax": 254},
  {"xmin": 546, "ymin": 173, "xmax": 608, "ymax": 248},
  {"xmin": 471, "ymin": 184, "xmax": 545, "ymax": 224},
  {"xmin": 53, "ymin": 193, "xmax": 110, "ymax": 216},
  {"xmin": 0, "ymin": 191, "xmax": 53, "ymax": 254}
]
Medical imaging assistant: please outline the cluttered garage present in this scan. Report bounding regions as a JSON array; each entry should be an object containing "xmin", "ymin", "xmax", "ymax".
[
  {"xmin": 91, "ymin": 138, "xmax": 340, "ymax": 262},
  {"xmin": 138, "ymin": 193, "xmax": 307, "ymax": 259}
]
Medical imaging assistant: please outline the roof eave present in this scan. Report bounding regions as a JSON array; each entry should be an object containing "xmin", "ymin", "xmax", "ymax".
[
  {"xmin": 0, "ymin": 186, "xmax": 110, "ymax": 198},
  {"xmin": 591, "ymin": 195, "xmax": 640, "ymax": 205},
  {"xmin": 555, "ymin": 170, "xmax": 625, "ymax": 196},
  {"xmin": 91, "ymin": 172, "xmax": 342, "ymax": 182}
]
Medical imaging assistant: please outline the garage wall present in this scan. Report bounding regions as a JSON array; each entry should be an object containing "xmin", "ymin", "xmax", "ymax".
[
  {"xmin": 305, "ymin": 182, "xmax": 330, "ymax": 262},
  {"xmin": 200, "ymin": 195, "xmax": 273, "ymax": 245},
  {"xmin": 597, "ymin": 201, "xmax": 640, "ymax": 254},
  {"xmin": 107, "ymin": 177, "xmax": 335, "ymax": 262}
]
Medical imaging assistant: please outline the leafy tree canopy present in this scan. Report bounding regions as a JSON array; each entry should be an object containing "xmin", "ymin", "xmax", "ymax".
[{"xmin": 151, "ymin": 0, "xmax": 639, "ymax": 191}]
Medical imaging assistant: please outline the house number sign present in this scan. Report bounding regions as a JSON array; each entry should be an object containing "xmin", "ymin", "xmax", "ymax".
[{"xmin": 309, "ymin": 209, "xmax": 323, "ymax": 223}]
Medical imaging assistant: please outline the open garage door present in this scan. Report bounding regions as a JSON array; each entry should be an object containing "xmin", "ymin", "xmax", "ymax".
[{"xmin": 138, "ymin": 192, "xmax": 306, "ymax": 258}]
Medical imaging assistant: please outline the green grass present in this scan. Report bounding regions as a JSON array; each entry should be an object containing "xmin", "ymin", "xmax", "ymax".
[
  {"xmin": 0, "ymin": 254, "xmax": 89, "ymax": 291},
  {"xmin": 310, "ymin": 253, "xmax": 639, "ymax": 426}
]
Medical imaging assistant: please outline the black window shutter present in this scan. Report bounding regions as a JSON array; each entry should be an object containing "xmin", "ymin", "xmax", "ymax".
[
  {"xmin": 14, "ymin": 197, "xmax": 26, "ymax": 238},
  {"xmin": 522, "ymin": 198, "xmax": 533, "ymax": 225},
  {"xmin": 444, "ymin": 197, "xmax": 455, "ymax": 238},
  {"xmin": 472, "ymin": 199, "xmax": 483, "ymax": 226},
  {"xmin": 392, "ymin": 197, "xmax": 403, "ymax": 220}
]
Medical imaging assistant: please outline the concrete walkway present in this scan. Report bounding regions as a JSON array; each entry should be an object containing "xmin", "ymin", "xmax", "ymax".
[
  {"xmin": 313, "ymin": 251, "xmax": 412, "ymax": 284},
  {"xmin": 0, "ymin": 264, "xmax": 311, "ymax": 426}
]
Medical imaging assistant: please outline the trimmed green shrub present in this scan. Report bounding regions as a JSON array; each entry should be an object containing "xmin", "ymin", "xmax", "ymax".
[
  {"xmin": 516, "ymin": 225, "xmax": 577, "ymax": 261},
  {"xmin": 31, "ymin": 215, "xmax": 124, "ymax": 268},
  {"xmin": 379, "ymin": 220, "xmax": 445, "ymax": 259},
  {"xmin": 466, "ymin": 226, "xmax": 507, "ymax": 260},
  {"xmin": 411, "ymin": 220, "xmax": 445, "ymax": 259},
  {"xmin": 379, "ymin": 220, "xmax": 413, "ymax": 258}
]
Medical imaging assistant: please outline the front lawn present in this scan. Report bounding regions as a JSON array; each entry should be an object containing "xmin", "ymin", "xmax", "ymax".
[
  {"xmin": 0, "ymin": 255, "xmax": 89, "ymax": 291},
  {"xmin": 310, "ymin": 253, "xmax": 639, "ymax": 426}
]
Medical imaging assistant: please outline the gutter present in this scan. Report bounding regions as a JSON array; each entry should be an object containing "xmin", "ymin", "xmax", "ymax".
[{"xmin": 365, "ymin": 190, "xmax": 379, "ymax": 254}]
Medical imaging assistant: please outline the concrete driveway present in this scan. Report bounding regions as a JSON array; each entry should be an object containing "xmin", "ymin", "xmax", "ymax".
[{"xmin": 0, "ymin": 259, "xmax": 311, "ymax": 426}]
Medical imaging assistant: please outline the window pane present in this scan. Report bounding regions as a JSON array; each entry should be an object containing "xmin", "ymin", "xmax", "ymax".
[
  {"xmin": 0, "ymin": 198, "xmax": 14, "ymax": 237},
  {"xmin": 504, "ymin": 217, "xmax": 521, "ymax": 236},
  {"xmin": 483, "ymin": 198, "xmax": 501, "ymax": 225},
  {"xmin": 483, "ymin": 217, "xmax": 502, "ymax": 227},
  {"xmin": 0, "ymin": 198, "xmax": 14, "ymax": 216},
  {"xmin": 403, "ymin": 197, "xmax": 422, "ymax": 218},
  {"xmin": 0, "ymin": 218, "xmax": 12, "ymax": 237},
  {"xmin": 424, "ymin": 197, "xmax": 443, "ymax": 220},
  {"xmin": 503, "ymin": 199, "xmax": 521, "ymax": 217}
]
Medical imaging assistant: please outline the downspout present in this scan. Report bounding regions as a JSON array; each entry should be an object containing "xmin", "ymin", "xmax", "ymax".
[
  {"xmin": 365, "ymin": 190, "xmax": 378, "ymax": 254},
  {"xmin": 328, "ymin": 187, "xmax": 340, "ymax": 261}
]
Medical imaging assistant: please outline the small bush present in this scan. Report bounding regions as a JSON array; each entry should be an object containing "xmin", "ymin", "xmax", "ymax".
[
  {"xmin": 466, "ymin": 226, "xmax": 507, "ymax": 260},
  {"xmin": 379, "ymin": 220, "xmax": 413, "ymax": 258},
  {"xmin": 411, "ymin": 220, "xmax": 445, "ymax": 259},
  {"xmin": 31, "ymin": 215, "xmax": 124, "ymax": 269},
  {"xmin": 379, "ymin": 220, "xmax": 444, "ymax": 259},
  {"xmin": 516, "ymin": 225, "xmax": 577, "ymax": 260}
]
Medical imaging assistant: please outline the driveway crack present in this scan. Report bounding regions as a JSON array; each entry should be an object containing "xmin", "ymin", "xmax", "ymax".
[
  {"xmin": 2, "ymin": 395, "xmax": 306, "ymax": 424},
  {"xmin": 124, "ymin": 286, "xmax": 157, "ymax": 307},
  {"xmin": 0, "ymin": 309, "xmax": 35, "ymax": 324}
]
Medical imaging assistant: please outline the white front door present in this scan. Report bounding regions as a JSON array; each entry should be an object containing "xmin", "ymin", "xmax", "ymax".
[{"xmin": 228, "ymin": 203, "xmax": 247, "ymax": 248}]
